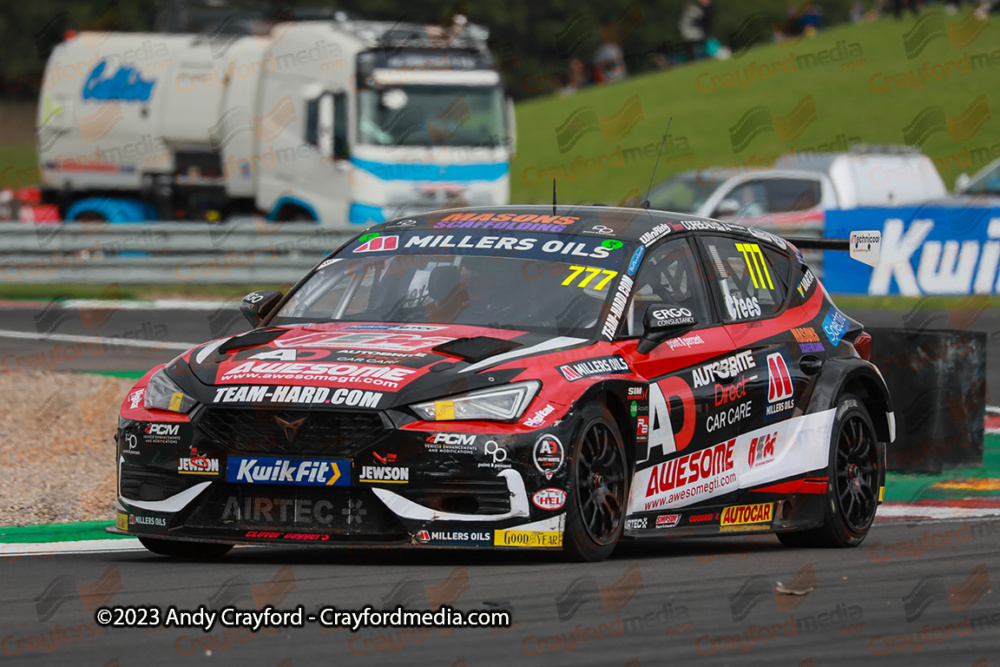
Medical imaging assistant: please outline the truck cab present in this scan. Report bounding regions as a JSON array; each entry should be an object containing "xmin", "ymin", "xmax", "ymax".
[{"xmin": 36, "ymin": 14, "xmax": 514, "ymax": 226}]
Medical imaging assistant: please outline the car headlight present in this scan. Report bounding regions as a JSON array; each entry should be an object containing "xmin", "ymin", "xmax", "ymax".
[
  {"xmin": 410, "ymin": 381, "xmax": 540, "ymax": 422},
  {"xmin": 143, "ymin": 369, "xmax": 198, "ymax": 414}
]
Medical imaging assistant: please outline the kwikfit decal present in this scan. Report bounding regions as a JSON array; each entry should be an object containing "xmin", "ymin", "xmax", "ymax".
[{"xmin": 227, "ymin": 457, "xmax": 349, "ymax": 486}]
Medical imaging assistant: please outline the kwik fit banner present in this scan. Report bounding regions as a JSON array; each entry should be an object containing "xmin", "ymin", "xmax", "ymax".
[{"xmin": 824, "ymin": 206, "xmax": 1000, "ymax": 295}]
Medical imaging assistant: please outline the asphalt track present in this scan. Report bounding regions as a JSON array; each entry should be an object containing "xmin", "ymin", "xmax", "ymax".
[
  {"xmin": 2, "ymin": 519, "xmax": 999, "ymax": 665},
  {"xmin": 2, "ymin": 302, "xmax": 998, "ymax": 664}
]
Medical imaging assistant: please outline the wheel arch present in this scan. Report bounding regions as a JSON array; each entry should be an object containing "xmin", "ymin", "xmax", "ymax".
[
  {"xmin": 804, "ymin": 357, "xmax": 893, "ymax": 443},
  {"xmin": 574, "ymin": 381, "xmax": 641, "ymax": 477}
]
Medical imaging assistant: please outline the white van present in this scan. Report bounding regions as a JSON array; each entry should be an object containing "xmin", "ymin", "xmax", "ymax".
[{"xmin": 648, "ymin": 147, "xmax": 947, "ymax": 233}]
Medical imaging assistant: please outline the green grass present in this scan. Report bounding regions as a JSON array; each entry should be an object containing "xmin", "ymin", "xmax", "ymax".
[
  {"xmin": 511, "ymin": 14, "xmax": 1000, "ymax": 205},
  {"xmin": 0, "ymin": 144, "xmax": 40, "ymax": 187}
]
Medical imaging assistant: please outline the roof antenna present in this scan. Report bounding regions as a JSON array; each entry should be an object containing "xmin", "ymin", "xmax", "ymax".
[
  {"xmin": 552, "ymin": 179, "xmax": 557, "ymax": 215},
  {"xmin": 641, "ymin": 116, "xmax": 673, "ymax": 210}
]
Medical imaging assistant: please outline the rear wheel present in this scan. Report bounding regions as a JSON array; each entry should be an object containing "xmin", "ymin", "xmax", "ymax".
[
  {"xmin": 778, "ymin": 393, "xmax": 880, "ymax": 548},
  {"xmin": 563, "ymin": 404, "xmax": 628, "ymax": 562},
  {"xmin": 138, "ymin": 537, "xmax": 233, "ymax": 559}
]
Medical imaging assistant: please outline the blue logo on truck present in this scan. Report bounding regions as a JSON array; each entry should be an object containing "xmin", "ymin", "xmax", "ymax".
[{"xmin": 83, "ymin": 60, "xmax": 156, "ymax": 102}]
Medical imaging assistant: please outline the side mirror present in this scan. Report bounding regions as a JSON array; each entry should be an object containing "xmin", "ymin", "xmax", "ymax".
[
  {"xmin": 714, "ymin": 198, "xmax": 740, "ymax": 218},
  {"xmin": 637, "ymin": 303, "xmax": 697, "ymax": 354},
  {"xmin": 955, "ymin": 173, "xmax": 970, "ymax": 193},
  {"xmin": 240, "ymin": 290, "xmax": 283, "ymax": 327}
]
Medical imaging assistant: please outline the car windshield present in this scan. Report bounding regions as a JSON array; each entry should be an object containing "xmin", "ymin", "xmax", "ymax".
[
  {"xmin": 963, "ymin": 161, "xmax": 1000, "ymax": 195},
  {"xmin": 272, "ymin": 229, "xmax": 631, "ymax": 337},
  {"xmin": 647, "ymin": 174, "xmax": 718, "ymax": 214},
  {"xmin": 358, "ymin": 85, "xmax": 506, "ymax": 147}
]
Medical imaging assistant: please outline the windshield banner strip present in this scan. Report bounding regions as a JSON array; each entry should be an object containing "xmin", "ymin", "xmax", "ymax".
[
  {"xmin": 350, "ymin": 157, "xmax": 509, "ymax": 182},
  {"xmin": 347, "ymin": 231, "xmax": 628, "ymax": 269}
]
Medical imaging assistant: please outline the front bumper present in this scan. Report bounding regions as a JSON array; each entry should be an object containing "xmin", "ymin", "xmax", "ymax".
[{"xmin": 114, "ymin": 408, "xmax": 573, "ymax": 550}]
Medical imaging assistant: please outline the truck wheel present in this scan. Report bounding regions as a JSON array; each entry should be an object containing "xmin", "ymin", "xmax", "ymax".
[
  {"xmin": 778, "ymin": 393, "xmax": 880, "ymax": 548},
  {"xmin": 139, "ymin": 537, "xmax": 233, "ymax": 559},
  {"xmin": 563, "ymin": 404, "xmax": 627, "ymax": 562}
]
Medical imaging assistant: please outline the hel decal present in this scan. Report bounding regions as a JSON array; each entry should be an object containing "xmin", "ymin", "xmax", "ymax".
[{"xmin": 532, "ymin": 488, "xmax": 567, "ymax": 510}]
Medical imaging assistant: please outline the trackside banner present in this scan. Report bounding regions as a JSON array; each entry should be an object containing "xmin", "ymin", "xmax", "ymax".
[{"xmin": 823, "ymin": 207, "xmax": 1000, "ymax": 295}]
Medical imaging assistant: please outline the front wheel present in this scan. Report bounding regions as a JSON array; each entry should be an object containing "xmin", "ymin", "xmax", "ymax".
[
  {"xmin": 778, "ymin": 393, "xmax": 881, "ymax": 548},
  {"xmin": 563, "ymin": 404, "xmax": 628, "ymax": 562},
  {"xmin": 139, "ymin": 536, "xmax": 233, "ymax": 559}
]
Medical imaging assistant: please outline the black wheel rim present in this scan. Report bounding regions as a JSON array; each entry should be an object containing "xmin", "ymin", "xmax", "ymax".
[
  {"xmin": 575, "ymin": 423, "xmax": 626, "ymax": 546},
  {"xmin": 834, "ymin": 414, "xmax": 878, "ymax": 532}
]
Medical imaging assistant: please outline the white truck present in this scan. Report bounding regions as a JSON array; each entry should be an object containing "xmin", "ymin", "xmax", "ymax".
[
  {"xmin": 35, "ymin": 14, "xmax": 513, "ymax": 225},
  {"xmin": 648, "ymin": 147, "xmax": 947, "ymax": 233}
]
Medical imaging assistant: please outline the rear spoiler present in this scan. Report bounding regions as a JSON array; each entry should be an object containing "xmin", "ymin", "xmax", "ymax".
[{"xmin": 784, "ymin": 230, "xmax": 881, "ymax": 267}]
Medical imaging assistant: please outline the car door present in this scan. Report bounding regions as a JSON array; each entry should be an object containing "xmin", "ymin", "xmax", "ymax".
[
  {"xmin": 694, "ymin": 234, "xmax": 801, "ymax": 447},
  {"xmin": 618, "ymin": 236, "xmax": 753, "ymax": 514}
]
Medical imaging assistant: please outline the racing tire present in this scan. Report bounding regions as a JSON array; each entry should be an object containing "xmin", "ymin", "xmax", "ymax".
[
  {"xmin": 138, "ymin": 537, "xmax": 233, "ymax": 559},
  {"xmin": 563, "ymin": 404, "xmax": 628, "ymax": 562},
  {"xmin": 778, "ymin": 393, "xmax": 880, "ymax": 548}
]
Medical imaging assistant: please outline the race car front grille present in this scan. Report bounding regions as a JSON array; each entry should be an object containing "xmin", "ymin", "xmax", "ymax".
[
  {"xmin": 401, "ymin": 477, "xmax": 512, "ymax": 515},
  {"xmin": 120, "ymin": 462, "xmax": 193, "ymax": 502},
  {"xmin": 197, "ymin": 407, "xmax": 387, "ymax": 456}
]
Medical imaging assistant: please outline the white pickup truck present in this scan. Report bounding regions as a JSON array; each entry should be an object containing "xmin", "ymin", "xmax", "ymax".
[{"xmin": 648, "ymin": 147, "xmax": 947, "ymax": 233}]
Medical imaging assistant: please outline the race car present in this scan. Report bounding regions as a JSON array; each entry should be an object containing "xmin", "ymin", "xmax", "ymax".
[{"xmin": 110, "ymin": 206, "xmax": 892, "ymax": 561}]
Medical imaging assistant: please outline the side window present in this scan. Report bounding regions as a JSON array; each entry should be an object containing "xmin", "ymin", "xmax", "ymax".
[
  {"xmin": 767, "ymin": 178, "xmax": 821, "ymax": 212},
  {"xmin": 700, "ymin": 236, "xmax": 787, "ymax": 322},
  {"xmin": 306, "ymin": 92, "xmax": 349, "ymax": 160},
  {"xmin": 714, "ymin": 180, "xmax": 767, "ymax": 219},
  {"xmin": 626, "ymin": 238, "xmax": 712, "ymax": 336}
]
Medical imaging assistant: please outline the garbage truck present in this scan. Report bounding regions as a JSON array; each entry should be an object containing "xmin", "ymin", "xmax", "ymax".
[{"xmin": 35, "ymin": 13, "xmax": 514, "ymax": 225}]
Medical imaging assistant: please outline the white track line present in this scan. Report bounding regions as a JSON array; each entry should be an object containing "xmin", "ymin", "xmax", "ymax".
[
  {"xmin": 0, "ymin": 328, "xmax": 196, "ymax": 350},
  {"xmin": 0, "ymin": 539, "xmax": 146, "ymax": 556},
  {"xmin": 877, "ymin": 505, "xmax": 1000, "ymax": 520}
]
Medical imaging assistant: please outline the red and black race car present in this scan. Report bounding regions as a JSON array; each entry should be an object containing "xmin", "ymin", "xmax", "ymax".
[{"xmin": 110, "ymin": 206, "xmax": 892, "ymax": 561}]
